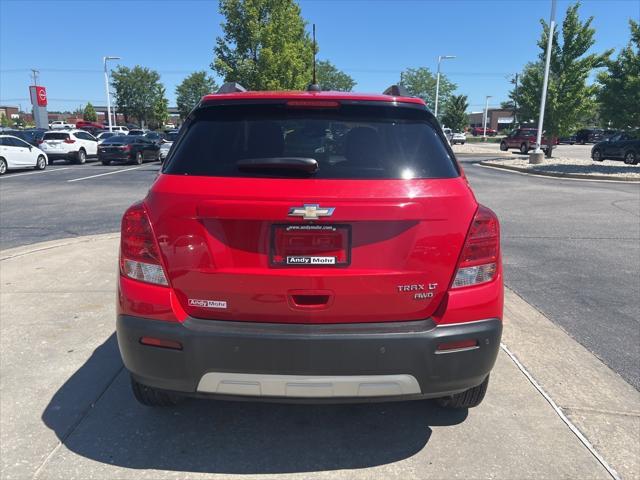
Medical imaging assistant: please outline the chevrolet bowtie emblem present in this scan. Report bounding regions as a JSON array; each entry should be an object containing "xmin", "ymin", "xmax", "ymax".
[{"xmin": 288, "ymin": 204, "xmax": 335, "ymax": 220}]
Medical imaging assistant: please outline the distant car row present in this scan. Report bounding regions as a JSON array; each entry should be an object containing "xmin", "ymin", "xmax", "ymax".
[{"xmin": 0, "ymin": 127, "xmax": 179, "ymax": 174}]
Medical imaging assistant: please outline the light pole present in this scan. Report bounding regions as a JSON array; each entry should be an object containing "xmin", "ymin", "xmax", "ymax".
[
  {"xmin": 483, "ymin": 95, "xmax": 492, "ymax": 139},
  {"xmin": 103, "ymin": 56, "xmax": 120, "ymax": 132},
  {"xmin": 434, "ymin": 55, "xmax": 455, "ymax": 119},
  {"xmin": 531, "ymin": 0, "xmax": 557, "ymax": 164}
]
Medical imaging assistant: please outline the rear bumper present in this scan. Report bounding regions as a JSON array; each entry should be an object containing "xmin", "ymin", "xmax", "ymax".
[
  {"xmin": 43, "ymin": 152, "xmax": 75, "ymax": 159},
  {"xmin": 117, "ymin": 315, "xmax": 502, "ymax": 402},
  {"xmin": 99, "ymin": 153, "xmax": 133, "ymax": 162}
]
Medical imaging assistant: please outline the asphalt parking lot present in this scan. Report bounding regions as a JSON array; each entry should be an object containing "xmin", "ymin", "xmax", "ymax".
[
  {"xmin": 1, "ymin": 155, "xmax": 639, "ymax": 479},
  {"xmin": 465, "ymin": 140, "xmax": 595, "ymax": 161},
  {"xmin": 0, "ymin": 161, "xmax": 161, "ymax": 248}
]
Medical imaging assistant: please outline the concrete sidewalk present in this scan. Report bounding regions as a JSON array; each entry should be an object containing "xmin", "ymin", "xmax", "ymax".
[{"xmin": 1, "ymin": 235, "xmax": 637, "ymax": 479}]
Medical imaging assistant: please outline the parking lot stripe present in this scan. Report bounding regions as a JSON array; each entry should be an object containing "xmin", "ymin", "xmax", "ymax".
[
  {"xmin": 0, "ymin": 167, "xmax": 72, "ymax": 179},
  {"xmin": 67, "ymin": 166, "xmax": 146, "ymax": 183}
]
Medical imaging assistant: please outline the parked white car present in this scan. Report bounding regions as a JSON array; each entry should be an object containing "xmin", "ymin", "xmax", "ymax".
[
  {"xmin": 39, "ymin": 129, "xmax": 98, "ymax": 164},
  {"xmin": 96, "ymin": 131, "xmax": 123, "ymax": 145},
  {"xmin": 451, "ymin": 131, "xmax": 466, "ymax": 145},
  {"xmin": 159, "ymin": 130, "xmax": 179, "ymax": 161},
  {"xmin": 106, "ymin": 126, "xmax": 129, "ymax": 133},
  {"xmin": 49, "ymin": 121, "xmax": 74, "ymax": 130},
  {"xmin": 0, "ymin": 135, "xmax": 48, "ymax": 174}
]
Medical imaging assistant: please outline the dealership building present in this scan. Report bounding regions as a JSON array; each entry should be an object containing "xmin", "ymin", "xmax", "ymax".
[{"xmin": 468, "ymin": 108, "xmax": 515, "ymax": 132}]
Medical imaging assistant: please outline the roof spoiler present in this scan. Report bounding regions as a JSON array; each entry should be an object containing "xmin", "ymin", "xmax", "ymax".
[
  {"xmin": 217, "ymin": 82, "xmax": 247, "ymax": 94},
  {"xmin": 383, "ymin": 84, "xmax": 410, "ymax": 96}
]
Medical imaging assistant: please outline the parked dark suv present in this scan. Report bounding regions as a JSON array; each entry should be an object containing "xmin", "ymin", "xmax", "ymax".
[
  {"xmin": 591, "ymin": 131, "xmax": 639, "ymax": 165},
  {"xmin": 575, "ymin": 128, "xmax": 603, "ymax": 144},
  {"xmin": 98, "ymin": 135, "xmax": 160, "ymax": 165}
]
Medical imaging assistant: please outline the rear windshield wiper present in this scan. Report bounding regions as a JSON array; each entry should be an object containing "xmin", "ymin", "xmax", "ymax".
[{"xmin": 236, "ymin": 157, "xmax": 318, "ymax": 174}]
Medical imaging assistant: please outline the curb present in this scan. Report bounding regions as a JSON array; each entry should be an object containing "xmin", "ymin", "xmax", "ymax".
[
  {"xmin": 0, "ymin": 233, "xmax": 120, "ymax": 262},
  {"xmin": 479, "ymin": 160, "xmax": 640, "ymax": 182},
  {"xmin": 453, "ymin": 150, "xmax": 517, "ymax": 158}
]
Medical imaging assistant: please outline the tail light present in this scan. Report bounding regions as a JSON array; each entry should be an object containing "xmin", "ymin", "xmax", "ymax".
[
  {"xmin": 37, "ymin": 139, "xmax": 44, "ymax": 145},
  {"xmin": 64, "ymin": 138, "xmax": 76, "ymax": 144},
  {"xmin": 452, "ymin": 205, "xmax": 499, "ymax": 288},
  {"xmin": 120, "ymin": 202, "xmax": 168, "ymax": 286}
]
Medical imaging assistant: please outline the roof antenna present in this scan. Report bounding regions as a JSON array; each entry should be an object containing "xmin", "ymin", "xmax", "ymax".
[{"xmin": 307, "ymin": 24, "xmax": 321, "ymax": 92}]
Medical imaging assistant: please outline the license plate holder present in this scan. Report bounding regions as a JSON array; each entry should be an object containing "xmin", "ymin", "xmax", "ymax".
[{"xmin": 270, "ymin": 224, "xmax": 351, "ymax": 267}]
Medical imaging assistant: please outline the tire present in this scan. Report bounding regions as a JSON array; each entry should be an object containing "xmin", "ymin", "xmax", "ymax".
[
  {"xmin": 436, "ymin": 375, "xmax": 489, "ymax": 409},
  {"xmin": 134, "ymin": 151, "xmax": 143, "ymax": 165},
  {"xmin": 35, "ymin": 155, "xmax": 47, "ymax": 170},
  {"xmin": 101, "ymin": 159, "xmax": 111, "ymax": 166},
  {"xmin": 624, "ymin": 151, "xmax": 638, "ymax": 165},
  {"xmin": 461, "ymin": 142, "xmax": 465, "ymax": 145},
  {"xmin": 0, "ymin": 158, "xmax": 7, "ymax": 175},
  {"xmin": 499, "ymin": 141, "xmax": 508, "ymax": 151},
  {"xmin": 75, "ymin": 149, "xmax": 86, "ymax": 164},
  {"xmin": 592, "ymin": 148, "xmax": 603, "ymax": 162},
  {"xmin": 130, "ymin": 375, "xmax": 183, "ymax": 407},
  {"xmin": 519, "ymin": 143, "xmax": 528, "ymax": 154}
]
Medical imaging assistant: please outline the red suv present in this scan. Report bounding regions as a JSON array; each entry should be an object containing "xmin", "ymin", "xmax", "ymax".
[
  {"xmin": 117, "ymin": 84, "xmax": 503, "ymax": 409},
  {"xmin": 500, "ymin": 128, "xmax": 558, "ymax": 154}
]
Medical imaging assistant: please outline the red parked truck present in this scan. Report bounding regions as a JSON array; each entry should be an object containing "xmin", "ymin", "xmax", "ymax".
[
  {"xmin": 500, "ymin": 128, "xmax": 558, "ymax": 154},
  {"xmin": 117, "ymin": 83, "xmax": 503, "ymax": 409}
]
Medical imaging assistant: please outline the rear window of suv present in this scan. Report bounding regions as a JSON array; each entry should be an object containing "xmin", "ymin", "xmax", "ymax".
[
  {"xmin": 163, "ymin": 103, "xmax": 459, "ymax": 179},
  {"xmin": 43, "ymin": 132, "xmax": 70, "ymax": 140}
]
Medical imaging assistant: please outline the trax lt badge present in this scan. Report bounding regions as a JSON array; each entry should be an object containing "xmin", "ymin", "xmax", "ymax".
[
  {"xmin": 288, "ymin": 204, "xmax": 335, "ymax": 220},
  {"xmin": 397, "ymin": 283, "xmax": 438, "ymax": 300}
]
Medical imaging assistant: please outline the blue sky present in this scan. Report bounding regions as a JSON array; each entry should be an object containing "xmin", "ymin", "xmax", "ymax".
[{"xmin": 1, "ymin": 0, "xmax": 638, "ymax": 113}]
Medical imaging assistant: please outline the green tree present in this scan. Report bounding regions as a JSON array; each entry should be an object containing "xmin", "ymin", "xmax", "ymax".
[
  {"xmin": 150, "ymin": 85, "xmax": 169, "ymax": 129},
  {"xmin": 111, "ymin": 66, "xmax": 167, "ymax": 127},
  {"xmin": 500, "ymin": 100, "xmax": 515, "ymax": 110},
  {"xmin": 511, "ymin": 2, "xmax": 611, "ymax": 157},
  {"xmin": 83, "ymin": 102, "xmax": 97, "ymax": 122},
  {"xmin": 176, "ymin": 71, "xmax": 218, "ymax": 119},
  {"xmin": 597, "ymin": 20, "xmax": 640, "ymax": 129},
  {"xmin": 212, "ymin": 0, "xmax": 314, "ymax": 90},
  {"xmin": 0, "ymin": 114, "xmax": 10, "ymax": 128},
  {"xmin": 399, "ymin": 67, "xmax": 456, "ymax": 112},
  {"xmin": 441, "ymin": 95, "xmax": 469, "ymax": 131},
  {"xmin": 316, "ymin": 60, "xmax": 356, "ymax": 91}
]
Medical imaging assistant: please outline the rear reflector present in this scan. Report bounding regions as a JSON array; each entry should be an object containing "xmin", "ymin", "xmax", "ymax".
[
  {"xmin": 436, "ymin": 339, "xmax": 478, "ymax": 351},
  {"xmin": 139, "ymin": 336, "xmax": 182, "ymax": 350}
]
